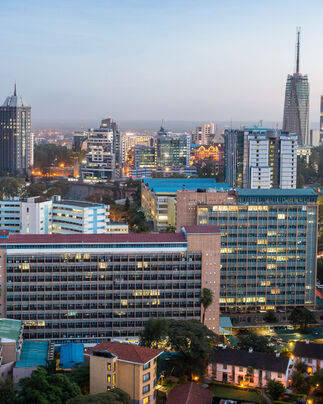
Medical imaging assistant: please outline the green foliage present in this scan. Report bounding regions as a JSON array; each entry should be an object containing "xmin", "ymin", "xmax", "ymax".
[
  {"xmin": 34, "ymin": 144, "xmax": 74, "ymax": 170},
  {"xmin": 0, "ymin": 177, "xmax": 26, "ymax": 199},
  {"xmin": 237, "ymin": 332, "xmax": 274, "ymax": 353},
  {"xmin": 288, "ymin": 307, "xmax": 316, "ymax": 332},
  {"xmin": 292, "ymin": 371, "xmax": 310, "ymax": 394},
  {"xmin": 16, "ymin": 367, "xmax": 81, "ymax": 404},
  {"xmin": 266, "ymin": 379, "xmax": 285, "ymax": 400},
  {"xmin": 167, "ymin": 319, "xmax": 218, "ymax": 377},
  {"xmin": 140, "ymin": 318, "xmax": 169, "ymax": 348},
  {"xmin": 66, "ymin": 388, "xmax": 131, "ymax": 404},
  {"xmin": 317, "ymin": 259, "xmax": 323, "ymax": 284},
  {"xmin": 310, "ymin": 369, "xmax": 323, "ymax": 393},
  {"xmin": 264, "ymin": 310, "xmax": 277, "ymax": 323},
  {"xmin": 200, "ymin": 288, "xmax": 214, "ymax": 324},
  {"xmin": 0, "ymin": 378, "xmax": 16, "ymax": 404},
  {"xmin": 25, "ymin": 183, "xmax": 46, "ymax": 197},
  {"xmin": 295, "ymin": 361, "xmax": 307, "ymax": 373},
  {"xmin": 67, "ymin": 365, "xmax": 90, "ymax": 394}
]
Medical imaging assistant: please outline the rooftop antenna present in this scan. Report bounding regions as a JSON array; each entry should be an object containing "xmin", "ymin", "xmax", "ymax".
[
  {"xmin": 296, "ymin": 27, "xmax": 301, "ymax": 74},
  {"xmin": 14, "ymin": 82, "xmax": 17, "ymax": 97}
]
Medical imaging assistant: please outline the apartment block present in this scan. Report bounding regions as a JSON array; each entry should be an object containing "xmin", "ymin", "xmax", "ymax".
[
  {"xmin": 0, "ymin": 226, "xmax": 221, "ymax": 344},
  {"xmin": 141, "ymin": 178, "xmax": 229, "ymax": 231},
  {"xmin": 176, "ymin": 188, "xmax": 318, "ymax": 313},
  {"xmin": 87, "ymin": 341, "xmax": 162, "ymax": 404}
]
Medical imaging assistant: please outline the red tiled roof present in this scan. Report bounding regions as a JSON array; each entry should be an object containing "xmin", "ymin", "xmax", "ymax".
[
  {"xmin": 0, "ymin": 232, "xmax": 186, "ymax": 244},
  {"xmin": 167, "ymin": 382, "xmax": 213, "ymax": 404},
  {"xmin": 183, "ymin": 225, "xmax": 220, "ymax": 234},
  {"xmin": 86, "ymin": 341, "xmax": 163, "ymax": 364}
]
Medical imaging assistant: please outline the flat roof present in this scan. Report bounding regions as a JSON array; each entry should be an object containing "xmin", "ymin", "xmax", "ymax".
[
  {"xmin": 54, "ymin": 200, "xmax": 106, "ymax": 208},
  {"xmin": 142, "ymin": 178, "xmax": 225, "ymax": 193},
  {"xmin": 184, "ymin": 225, "xmax": 220, "ymax": 234},
  {"xmin": 15, "ymin": 340, "xmax": 49, "ymax": 368},
  {"xmin": 0, "ymin": 319, "xmax": 22, "ymax": 342},
  {"xmin": 237, "ymin": 188, "xmax": 317, "ymax": 198},
  {"xmin": 0, "ymin": 232, "xmax": 187, "ymax": 245}
]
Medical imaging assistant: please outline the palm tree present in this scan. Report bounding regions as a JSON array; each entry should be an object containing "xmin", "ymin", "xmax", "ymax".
[{"xmin": 200, "ymin": 288, "xmax": 214, "ymax": 325}]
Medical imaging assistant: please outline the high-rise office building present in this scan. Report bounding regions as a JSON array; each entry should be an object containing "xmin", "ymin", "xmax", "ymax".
[
  {"xmin": 155, "ymin": 126, "xmax": 190, "ymax": 168},
  {"xmin": 282, "ymin": 29, "xmax": 309, "ymax": 145},
  {"xmin": 225, "ymin": 127, "xmax": 297, "ymax": 189},
  {"xmin": 192, "ymin": 122, "xmax": 215, "ymax": 145},
  {"xmin": 176, "ymin": 188, "xmax": 318, "ymax": 313},
  {"xmin": 0, "ymin": 226, "xmax": 221, "ymax": 343},
  {"xmin": 0, "ymin": 86, "xmax": 33, "ymax": 175},
  {"xmin": 101, "ymin": 117, "xmax": 121, "ymax": 171}
]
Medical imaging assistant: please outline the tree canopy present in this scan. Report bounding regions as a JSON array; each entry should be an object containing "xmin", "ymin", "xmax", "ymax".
[
  {"xmin": 66, "ymin": 388, "xmax": 130, "ymax": 404},
  {"xmin": 288, "ymin": 307, "xmax": 316, "ymax": 332},
  {"xmin": 140, "ymin": 317, "xmax": 169, "ymax": 348},
  {"xmin": 0, "ymin": 177, "xmax": 26, "ymax": 199},
  {"xmin": 237, "ymin": 332, "xmax": 274, "ymax": 353},
  {"xmin": 266, "ymin": 379, "xmax": 285, "ymax": 400}
]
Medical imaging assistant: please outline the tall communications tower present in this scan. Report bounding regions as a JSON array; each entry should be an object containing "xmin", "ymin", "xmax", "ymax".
[{"xmin": 282, "ymin": 28, "xmax": 309, "ymax": 146}]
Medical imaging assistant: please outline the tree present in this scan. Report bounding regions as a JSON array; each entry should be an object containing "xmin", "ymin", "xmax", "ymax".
[
  {"xmin": 167, "ymin": 319, "xmax": 218, "ymax": 378},
  {"xmin": 0, "ymin": 177, "xmax": 26, "ymax": 199},
  {"xmin": 25, "ymin": 183, "xmax": 46, "ymax": 197},
  {"xmin": 67, "ymin": 365, "xmax": 90, "ymax": 394},
  {"xmin": 16, "ymin": 367, "xmax": 81, "ymax": 404},
  {"xmin": 295, "ymin": 361, "xmax": 307, "ymax": 373},
  {"xmin": 245, "ymin": 366, "xmax": 254, "ymax": 385},
  {"xmin": 66, "ymin": 388, "xmax": 131, "ymax": 404},
  {"xmin": 140, "ymin": 318, "xmax": 168, "ymax": 348},
  {"xmin": 266, "ymin": 379, "xmax": 285, "ymax": 400},
  {"xmin": 310, "ymin": 369, "xmax": 323, "ymax": 394},
  {"xmin": 200, "ymin": 288, "xmax": 214, "ymax": 325},
  {"xmin": 0, "ymin": 378, "xmax": 16, "ymax": 404},
  {"xmin": 263, "ymin": 310, "xmax": 277, "ymax": 324},
  {"xmin": 288, "ymin": 307, "xmax": 316, "ymax": 332},
  {"xmin": 292, "ymin": 371, "xmax": 310, "ymax": 394},
  {"xmin": 124, "ymin": 197, "xmax": 130, "ymax": 211},
  {"xmin": 237, "ymin": 332, "xmax": 274, "ymax": 353}
]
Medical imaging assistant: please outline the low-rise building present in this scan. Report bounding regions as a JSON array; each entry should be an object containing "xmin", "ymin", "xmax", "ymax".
[
  {"xmin": 86, "ymin": 341, "xmax": 162, "ymax": 404},
  {"xmin": 106, "ymin": 222, "xmax": 129, "ymax": 233},
  {"xmin": 293, "ymin": 341, "xmax": 323, "ymax": 374},
  {"xmin": 209, "ymin": 347, "xmax": 292, "ymax": 388},
  {"xmin": 167, "ymin": 382, "xmax": 213, "ymax": 404},
  {"xmin": 0, "ymin": 318, "xmax": 23, "ymax": 366}
]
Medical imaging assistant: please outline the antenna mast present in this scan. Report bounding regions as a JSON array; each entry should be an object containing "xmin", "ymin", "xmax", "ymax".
[{"xmin": 296, "ymin": 27, "xmax": 301, "ymax": 74}]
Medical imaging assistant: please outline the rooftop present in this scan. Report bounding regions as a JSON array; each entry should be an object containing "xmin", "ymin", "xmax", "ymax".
[
  {"xmin": 86, "ymin": 341, "xmax": 162, "ymax": 365},
  {"xmin": 54, "ymin": 200, "xmax": 106, "ymax": 208},
  {"xmin": 237, "ymin": 188, "xmax": 317, "ymax": 198},
  {"xmin": 60, "ymin": 343, "xmax": 84, "ymax": 369},
  {"xmin": 0, "ymin": 232, "xmax": 187, "ymax": 245},
  {"xmin": 211, "ymin": 348, "xmax": 290, "ymax": 373},
  {"xmin": 183, "ymin": 225, "xmax": 220, "ymax": 234},
  {"xmin": 0, "ymin": 319, "xmax": 22, "ymax": 342},
  {"xmin": 167, "ymin": 382, "xmax": 213, "ymax": 404},
  {"xmin": 142, "ymin": 178, "xmax": 230, "ymax": 193},
  {"xmin": 15, "ymin": 340, "xmax": 49, "ymax": 368},
  {"xmin": 293, "ymin": 341, "xmax": 323, "ymax": 360}
]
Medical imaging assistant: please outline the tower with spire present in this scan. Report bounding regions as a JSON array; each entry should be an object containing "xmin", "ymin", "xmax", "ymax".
[
  {"xmin": 0, "ymin": 85, "xmax": 33, "ymax": 174},
  {"xmin": 282, "ymin": 28, "xmax": 310, "ymax": 145}
]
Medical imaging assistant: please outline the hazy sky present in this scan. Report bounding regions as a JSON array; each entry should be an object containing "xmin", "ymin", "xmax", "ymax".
[{"xmin": 1, "ymin": 0, "xmax": 323, "ymax": 126}]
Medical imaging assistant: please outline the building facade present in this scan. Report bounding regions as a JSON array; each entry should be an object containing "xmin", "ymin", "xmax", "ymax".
[
  {"xmin": 176, "ymin": 188, "xmax": 317, "ymax": 313},
  {"xmin": 282, "ymin": 30, "xmax": 309, "ymax": 145},
  {"xmin": 87, "ymin": 341, "xmax": 162, "ymax": 404},
  {"xmin": 320, "ymin": 95, "xmax": 323, "ymax": 144},
  {"xmin": 0, "ymin": 86, "xmax": 33, "ymax": 175},
  {"xmin": 0, "ymin": 226, "xmax": 221, "ymax": 344},
  {"xmin": 155, "ymin": 127, "xmax": 190, "ymax": 168},
  {"xmin": 192, "ymin": 122, "xmax": 215, "ymax": 145}
]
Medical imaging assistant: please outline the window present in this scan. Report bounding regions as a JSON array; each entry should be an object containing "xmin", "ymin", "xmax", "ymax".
[
  {"xmin": 107, "ymin": 363, "xmax": 111, "ymax": 371},
  {"xmin": 223, "ymin": 364, "xmax": 227, "ymax": 370},
  {"xmin": 143, "ymin": 372, "xmax": 150, "ymax": 382},
  {"xmin": 239, "ymin": 367, "xmax": 243, "ymax": 372},
  {"xmin": 143, "ymin": 397, "xmax": 150, "ymax": 404},
  {"xmin": 143, "ymin": 361, "xmax": 150, "ymax": 370},
  {"xmin": 143, "ymin": 384, "xmax": 150, "ymax": 394},
  {"xmin": 107, "ymin": 375, "xmax": 111, "ymax": 383}
]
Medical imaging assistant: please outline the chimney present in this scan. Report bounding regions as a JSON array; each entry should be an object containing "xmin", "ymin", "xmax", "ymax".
[
  {"xmin": 248, "ymin": 348, "xmax": 253, "ymax": 353},
  {"xmin": 222, "ymin": 345, "xmax": 227, "ymax": 349},
  {"xmin": 276, "ymin": 352, "xmax": 280, "ymax": 357},
  {"xmin": 306, "ymin": 340, "xmax": 309, "ymax": 344}
]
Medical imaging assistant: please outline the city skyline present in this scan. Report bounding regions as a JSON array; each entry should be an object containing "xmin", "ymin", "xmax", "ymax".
[{"xmin": 1, "ymin": 0, "xmax": 323, "ymax": 125}]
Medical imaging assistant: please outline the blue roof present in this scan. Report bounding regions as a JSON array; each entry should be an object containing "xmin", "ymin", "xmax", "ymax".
[
  {"xmin": 143, "ymin": 178, "xmax": 230, "ymax": 193},
  {"xmin": 60, "ymin": 343, "xmax": 84, "ymax": 369},
  {"xmin": 237, "ymin": 188, "xmax": 317, "ymax": 198},
  {"xmin": 15, "ymin": 340, "xmax": 49, "ymax": 368}
]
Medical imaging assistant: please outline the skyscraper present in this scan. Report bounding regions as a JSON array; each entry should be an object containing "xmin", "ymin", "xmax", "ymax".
[
  {"xmin": 0, "ymin": 85, "xmax": 33, "ymax": 174},
  {"xmin": 282, "ymin": 29, "xmax": 309, "ymax": 145}
]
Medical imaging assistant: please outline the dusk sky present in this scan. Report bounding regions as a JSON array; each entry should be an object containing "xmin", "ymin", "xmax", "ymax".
[{"xmin": 1, "ymin": 0, "xmax": 323, "ymax": 127}]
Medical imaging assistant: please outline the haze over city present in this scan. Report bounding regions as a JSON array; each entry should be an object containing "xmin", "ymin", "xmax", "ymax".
[{"xmin": 1, "ymin": 0, "xmax": 323, "ymax": 128}]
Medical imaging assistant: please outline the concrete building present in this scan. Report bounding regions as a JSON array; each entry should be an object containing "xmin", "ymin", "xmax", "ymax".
[
  {"xmin": 176, "ymin": 188, "xmax": 318, "ymax": 313},
  {"xmin": 0, "ymin": 197, "xmax": 110, "ymax": 235},
  {"xmin": 121, "ymin": 133, "xmax": 154, "ymax": 163},
  {"xmin": 320, "ymin": 96, "xmax": 323, "ymax": 144},
  {"xmin": 293, "ymin": 341, "xmax": 323, "ymax": 374},
  {"xmin": 209, "ymin": 348, "xmax": 292, "ymax": 388},
  {"xmin": 0, "ymin": 85, "xmax": 33, "ymax": 175},
  {"xmin": 0, "ymin": 226, "xmax": 221, "ymax": 343},
  {"xmin": 87, "ymin": 341, "xmax": 162, "ymax": 404},
  {"xmin": 155, "ymin": 127, "xmax": 190, "ymax": 168},
  {"xmin": 192, "ymin": 122, "xmax": 215, "ymax": 145},
  {"xmin": 141, "ymin": 178, "xmax": 230, "ymax": 231},
  {"xmin": 283, "ymin": 30, "xmax": 309, "ymax": 145},
  {"xmin": 225, "ymin": 127, "xmax": 298, "ymax": 189}
]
